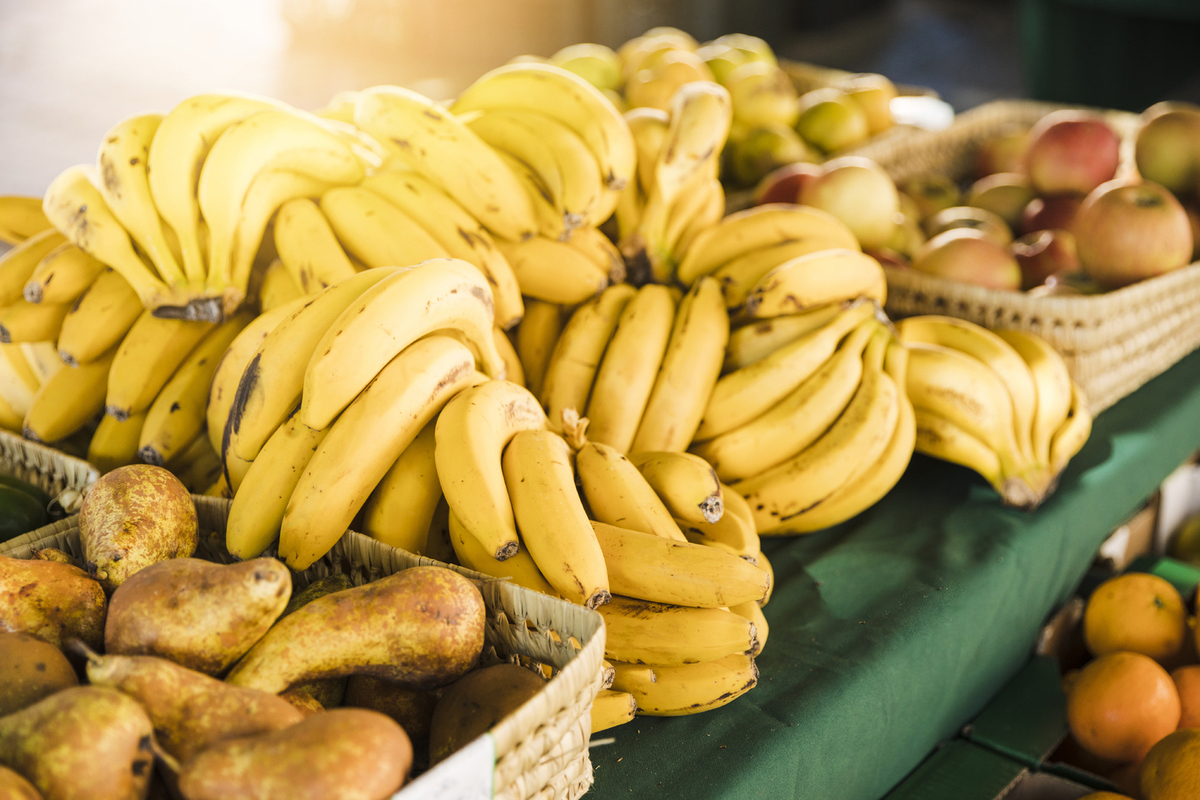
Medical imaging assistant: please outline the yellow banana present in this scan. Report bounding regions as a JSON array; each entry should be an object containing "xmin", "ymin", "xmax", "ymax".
[
  {"xmin": 23, "ymin": 348, "xmax": 116, "ymax": 443},
  {"xmin": 360, "ymin": 421, "xmax": 441, "ymax": 554},
  {"xmin": 599, "ymin": 596, "xmax": 759, "ymax": 666},
  {"xmin": 105, "ymin": 312, "xmax": 214, "ymax": 420},
  {"xmin": 742, "ymin": 249, "xmax": 886, "ymax": 318},
  {"xmin": 302, "ymin": 259, "xmax": 503, "ymax": 429},
  {"xmin": 756, "ymin": 550, "xmax": 774, "ymax": 607},
  {"xmin": 612, "ymin": 654, "xmax": 757, "ymax": 716},
  {"xmin": 318, "ymin": 185, "xmax": 448, "ymax": 271},
  {"xmin": 496, "ymin": 236, "xmax": 607, "ymax": 305},
  {"xmin": 494, "ymin": 150, "xmax": 571, "ymax": 242},
  {"xmin": 576, "ymin": 441, "xmax": 687, "ymax": 542},
  {"xmin": 994, "ymin": 329, "xmax": 1073, "ymax": 470},
  {"xmin": 566, "ymin": 226, "xmax": 625, "ymax": 284},
  {"xmin": 23, "ymin": 243, "xmax": 105, "ymax": 305},
  {"xmin": 591, "ymin": 690, "xmax": 637, "ymax": 733},
  {"xmin": 730, "ymin": 601, "xmax": 769, "ymax": 654},
  {"xmin": 515, "ymin": 300, "xmax": 564, "ymax": 399},
  {"xmin": 914, "ymin": 407, "xmax": 1004, "ymax": 489},
  {"xmin": 0, "ymin": 302, "xmax": 68, "ymax": 344},
  {"xmin": 17, "ymin": 343, "xmax": 62, "ymax": 385},
  {"xmin": 281, "ymin": 336, "xmax": 479, "ymax": 569},
  {"xmin": 664, "ymin": 175, "xmax": 724, "ymax": 258},
  {"xmin": 272, "ymin": 197, "xmax": 358, "ymax": 294},
  {"xmin": 714, "ymin": 238, "xmax": 863, "ymax": 309},
  {"xmin": 167, "ymin": 433, "xmax": 222, "ymax": 494},
  {"xmin": 0, "ymin": 229, "xmax": 67, "ymax": 306},
  {"xmin": 493, "ymin": 326, "xmax": 524, "ymax": 388},
  {"xmin": 87, "ymin": 411, "xmax": 147, "ymax": 474},
  {"xmin": 257, "ymin": 259, "xmax": 306, "ymax": 312},
  {"xmin": 503, "ymin": 430, "xmax": 611, "ymax": 608},
  {"xmin": 626, "ymin": 451, "xmax": 724, "ymax": 524},
  {"xmin": 723, "ymin": 303, "xmax": 853, "ymax": 373},
  {"xmin": 625, "ymin": 107, "xmax": 671, "ymax": 196},
  {"xmin": 447, "ymin": 509, "xmax": 559, "ymax": 597},
  {"xmin": 0, "ymin": 196, "xmax": 52, "ymax": 245},
  {"xmin": 0, "ymin": 344, "xmax": 40, "ymax": 417},
  {"xmin": 675, "ymin": 484, "xmax": 760, "ymax": 558},
  {"xmin": 1049, "ymin": 382, "xmax": 1092, "ymax": 475},
  {"xmin": 56, "ymin": 269, "xmax": 142, "ymax": 367}
]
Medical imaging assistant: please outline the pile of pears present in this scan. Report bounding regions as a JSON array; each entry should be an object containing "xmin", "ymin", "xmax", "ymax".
[{"xmin": 0, "ymin": 465, "xmax": 548, "ymax": 800}]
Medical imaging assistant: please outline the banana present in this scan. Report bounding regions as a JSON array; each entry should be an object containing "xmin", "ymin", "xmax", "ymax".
[
  {"xmin": 591, "ymin": 521, "xmax": 769, "ymax": 607},
  {"xmin": 42, "ymin": 165, "xmax": 173, "ymax": 308},
  {"xmin": 23, "ymin": 348, "xmax": 116, "ymax": 443},
  {"xmin": 318, "ymin": 186, "xmax": 449, "ymax": 270},
  {"xmin": 698, "ymin": 300, "xmax": 876, "ymax": 440},
  {"xmin": 87, "ymin": 411, "xmax": 147, "ymax": 473},
  {"xmin": 723, "ymin": 303, "xmax": 843, "ymax": 373},
  {"xmin": 138, "ymin": 314, "xmax": 253, "ymax": 466},
  {"xmin": 281, "ymin": 336, "xmax": 478, "ymax": 569},
  {"xmin": 742, "ymin": 249, "xmax": 886, "ymax": 318},
  {"xmin": 675, "ymin": 484, "xmax": 760, "ymax": 558},
  {"xmin": 167, "ymin": 433, "xmax": 223, "ymax": 494},
  {"xmin": 353, "ymin": 86, "xmax": 536, "ymax": 242},
  {"xmin": 23, "ymin": 243, "xmax": 105, "ymax": 305},
  {"xmin": 225, "ymin": 410, "xmax": 328, "ymax": 560},
  {"xmin": 0, "ymin": 345, "xmax": 40, "ymax": 417},
  {"xmin": 0, "ymin": 196, "xmax": 53, "ymax": 245},
  {"xmin": 494, "ymin": 150, "xmax": 571, "ymax": 242},
  {"xmin": 0, "ymin": 394, "xmax": 23, "ymax": 432},
  {"xmin": 715, "ymin": 239, "xmax": 874, "ymax": 310},
  {"xmin": 565, "ymin": 226, "xmax": 626, "ymax": 284},
  {"xmin": 360, "ymin": 170, "xmax": 524, "ymax": 329},
  {"xmin": 56, "ymin": 270, "xmax": 142, "ymax": 367},
  {"xmin": 496, "ymin": 236, "xmax": 607, "ymax": 305},
  {"xmin": 148, "ymin": 92, "xmax": 284, "ymax": 284},
  {"xmin": 257, "ymin": 259, "xmax": 306, "ymax": 311},
  {"xmin": 626, "ymin": 451, "xmax": 723, "ymax": 524},
  {"xmin": 613, "ymin": 181, "xmax": 645, "ymax": 250},
  {"xmin": 424, "ymin": 498, "xmax": 457, "ymax": 564},
  {"xmin": 435, "ymin": 380, "xmax": 547, "ymax": 561},
  {"xmin": 576, "ymin": 441, "xmax": 687, "ymax": 542},
  {"xmin": 0, "ymin": 229, "xmax": 67, "ymax": 306},
  {"xmin": 302, "ymin": 259, "xmax": 504, "ymax": 429},
  {"xmin": 314, "ymin": 90, "xmax": 357, "ymax": 124},
  {"xmin": 361, "ymin": 421, "xmax": 441, "ymax": 554},
  {"xmin": 96, "ymin": 113, "xmax": 186, "ymax": 288},
  {"xmin": 756, "ymin": 550, "xmax": 774, "ymax": 607},
  {"xmin": 676, "ymin": 204, "xmax": 859, "ymax": 287},
  {"xmin": 730, "ymin": 601, "xmax": 769, "ymax": 653},
  {"xmin": 1049, "ymin": 382, "xmax": 1092, "ymax": 475},
  {"xmin": 914, "ymin": 407, "xmax": 1004, "ymax": 489},
  {"xmin": 585, "ymin": 284, "xmax": 676, "ymax": 453},
  {"xmin": 599, "ymin": 596, "xmax": 759, "ymax": 666},
  {"xmin": 694, "ymin": 319, "xmax": 878, "ymax": 482},
  {"xmin": 226, "ymin": 268, "xmax": 397, "ymax": 462},
  {"xmin": 0, "ymin": 302, "xmax": 68, "ymax": 344},
  {"xmin": 447, "ymin": 509, "xmax": 559, "ymax": 597},
  {"xmin": 18, "ymin": 343, "xmax": 63, "ymax": 385},
  {"xmin": 663, "ymin": 174, "xmax": 724, "ymax": 258},
  {"xmin": 273, "ymin": 197, "xmax": 358, "ymax": 294},
  {"xmin": 736, "ymin": 328, "xmax": 901, "ymax": 534},
  {"xmin": 452, "ymin": 62, "xmax": 635, "ymax": 193},
  {"xmin": 898, "ymin": 316, "xmax": 1038, "ymax": 466},
  {"xmin": 624, "ymin": 107, "xmax": 670, "ymax": 196},
  {"xmin": 493, "ymin": 326, "xmax": 524, "ymax": 388},
  {"xmin": 503, "ymin": 430, "xmax": 611, "ymax": 608},
  {"xmin": 994, "ymin": 329, "xmax": 1073, "ymax": 470},
  {"xmin": 631, "ymin": 277, "xmax": 728, "ymax": 453},
  {"xmin": 515, "ymin": 300, "xmax": 563, "ymax": 399},
  {"xmin": 591, "ymin": 690, "xmax": 637, "ymax": 733},
  {"xmin": 105, "ymin": 311, "xmax": 215, "ymax": 420},
  {"xmin": 539, "ymin": 283, "xmax": 636, "ymax": 432}
]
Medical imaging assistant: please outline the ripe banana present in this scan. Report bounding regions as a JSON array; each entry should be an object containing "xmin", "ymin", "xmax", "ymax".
[
  {"xmin": 23, "ymin": 348, "xmax": 116, "ymax": 443},
  {"xmin": 631, "ymin": 277, "xmax": 728, "ymax": 453},
  {"xmin": 676, "ymin": 204, "xmax": 859, "ymax": 287},
  {"xmin": 138, "ymin": 314, "xmax": 252, "ymax": 465},
  {"xmin": 360, "ymin": 421, "xmax": 441, "ymax": 554},
  {"xmin": 742, "ymin": 249, "xmax": 886, "ymax": 318},
  {"xmin": 87, "ymin": 411, "xmax": 147, "ymax": 474},
  {"xmin": 592, "ymin": 521, "xmax": 769, "ymax": 607},
  {"xmin": 626, "ymin": 451, "xmax": 724, "ymax": 524},
  {"xmin": 625, "ymin": 107, "xmax": 670, "ymax": 196},
  {"xmin": 0, "ymin": 196, "xmax": 52, "ymax": 245},
  {"xmin": 496, "ymin": 236, "xmax": 607, "ymax": 305},
  {"xmin": 914, "ymin": 407, "xmax": 1004, "ymax": 489},
  {"xmin": 24, "ymin": 243, "xmax": 105, "ymax": 305},
  {"xmin": 0, "ymin": 302, "xmax": 68, "ymax": 344},
  {"xmin": 566, "ymin": 226, "xmax": 626, "ymax": 284},
  {"xmin": 723, "ymin": 303, "xmax": 843, "ymax": 373},
  {"xmin": 18, "ymin": 343, "xmax": 62, "ymax": 385},
  {"xmin": 600, "ymin": 596, "xmax": 759, "ymax": 666},
  {"xmin": 503, "ymin": 430, "xmax": 611, "ymax": 608},
  {"xmin": 492, "ymin": 326, "xmax": 524, "ymax": 388},
  {"xmin": 585, "ymin": 284, "xmax": 676, "ymax": 453},
  {"xmin": 994, "ymin": 329, "xmax": 1073, "ymax": 470},
  {"xmin": 714, "ymin": 238, "xmax": 855, "ymax": 309},
  {"xmin": 447, "ymin": 509, "xmax": 559, "ymax": 597},
  {"xmin": 56, "ymin": 269, "xmax": 142, "ymax": 367},
  {"xmin": 663, "ymin": 174, "xmax": 724, "ymax": 258},
  {"xmin": 591, "ymin": 690, "xmax": 637, "ymax": 733},
  {"xmin": 676, "ymin": 484, "xmax": 760, "ymax": 558},
  {"xmin": 0, "ymin": 394, "xmax": 21, "ymax": 433},
  {"xmin": 698, "ymin": 300, "xmax": 875, "ymax": 440},
  {"xmin": 354, "ymin": 86, "xmax": 536, "ymax": 242},
  {"xmin": 281, "ymin": 336, "xmax": 478, "ymax": 569},
  {"xmin": 105, "ymin": 311, "xmax": 215, "ymax": 420},
  {"xmin": 495, "ymin": 150, "xmax": 571, "ymax": 242},
  {"xmin": 515, "ymin": 300, "xmax": 563, "ymax": 399},
  {"xmin": 0, "ymin": 345, "xmax": 40, "ymax": 417},
  {"xmin": 1049, "ymin": 382, "xmax": 1092, "ymax": 475},
  {"xmin": 0, "ymin": 229, "xmax": 67, "ymax": 306},
  {"xmin": 612, "ymin": 654, "xmax": 757, "ymax": 716},
  {"xmin": 273, "ymin": 197, "xmax": 358, "ymax": 294},
  {"xmin": 576, "ymin": 441, "xmax": 687, "ymax": 542},
  {"xmin": 257, "ymin": 259, "xmax": 305, "ymax": 312},
  {"xmin": 694, "ymin": 319, "xmax": 878, "ymax": 482},
  {"xmin": 539, "ymin": 283, "xmax": 636, "ymax": 432},
  {"xmin": 731, "ymin": 600, "xmax": 769, "ymax": 653},
  {"xmin": 302, "ymin": 258, "xmax": 504, "ymax": 429},
  {"xmin": 167, "ymin": 433, "xmax": 222, "ymax": 494},
  {"xmin": 318, "ymin": 185, "xmax": 448, "ymax": 271}
]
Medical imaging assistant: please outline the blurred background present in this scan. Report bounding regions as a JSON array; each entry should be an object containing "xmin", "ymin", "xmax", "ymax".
[{"xmin": 2, "ymin": 0, "xmax": 1199, "ymax": 195}]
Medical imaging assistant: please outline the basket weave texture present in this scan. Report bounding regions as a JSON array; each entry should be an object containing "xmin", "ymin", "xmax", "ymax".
[
  {"xmin": 1, "ymin": 496, "xmax": 604, "ymax": 800},
  {"xmin": 852, "ymin": 98, "xmax": 1200, "ymax": 413},
  {"xmin": 0, "ymin": 429, "xmax": 98, "ymax": 507}
]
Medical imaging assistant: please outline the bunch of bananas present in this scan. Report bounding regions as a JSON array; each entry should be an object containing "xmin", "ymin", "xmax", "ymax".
[{"xmin": 897, "ymin": 316, "xmax": 1092, "ymax": 508}]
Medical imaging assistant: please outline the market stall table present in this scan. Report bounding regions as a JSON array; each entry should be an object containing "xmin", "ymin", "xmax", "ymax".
[{"xmin": 588, "ymin": 345, "xmax": 1200, "ymax": 800}]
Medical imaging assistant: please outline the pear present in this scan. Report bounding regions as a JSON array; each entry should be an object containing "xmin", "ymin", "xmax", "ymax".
[
  {"xmin": 0, "ymin": 632, "xmax": 78, "ymax": 716},
  {"xmin": 280, "ymin": 574, "xmax": 354, "ymax": 708},
  {"xmin": 105, "ymin": 557, "xmax": 290, "ymax": 676},
  {"xmin": 226, "ymin": 566, "xmax": 485, "ymax": 694},
  {"xmin": 0, "ymin": 556, "xmax": 106, "ymax": 651},
  {"xmin": 0, "ymin": 686, "xmax": 154, "ymax": 800},
  {"xmin": 177, "ymin": 709, "xmax": 412, "ymax": 800},
  {"xmin": 279, "ymin": 690, "xmax": 325, "ymax": 717},
  {"xmin": 428, "ymin": 664, "xmax": 546, "ymax": 765},
  {"xmin": 282, "ymin": 573, "xmax": 354, "ymax": 618},
  {"xmin": 0, "ymin": 765, "xmax": 42, "ymax": 800},
  {"xmin": 345, "ymin": 676, "xmax": 442, "ymax": 770},
  {"xmin": 83, "ymin": 648, "xmax": 302, "ymax": 762},
  {"xmin": 31, "ymin": 548, "xmax": 81, "ymax": 568}
]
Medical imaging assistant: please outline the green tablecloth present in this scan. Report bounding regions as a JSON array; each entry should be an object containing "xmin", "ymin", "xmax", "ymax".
[{"xmin": 588, "ymin": 346, "xmax": 1200, "ymax": 800}]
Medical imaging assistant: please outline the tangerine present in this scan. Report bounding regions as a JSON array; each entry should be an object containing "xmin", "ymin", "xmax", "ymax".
[
  {"xmin": 1140, "ymin": 728, "xmax": 1200, "ymax": 800},
  {"xmin": 1067, "ymin": 651, "xmax": 1181, "ymax": 763},
  {"xmin": 1171, "ymin": 665, "xmax": 1200, "ymax": 729},
  {"xmin": 1084, "ymin": 573, "xmax": 1187, "ymax": 661}
]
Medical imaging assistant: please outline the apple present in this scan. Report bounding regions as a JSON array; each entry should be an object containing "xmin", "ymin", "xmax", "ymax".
[
  {"xmin": 866, "ymin": 248, "xmax": 910, "ymax": 269},
  {"xmin": 900, "ymin": 175, "xmax": 961, "ymax": 221},
  {"xmin": 1024, "ymin": 111, "xmax": 1121, "ymax": 196},
  {"xmin": 966, "ymin": 173, "xmax": 1034, "ymax": 230},
  {"xmin": 795, "ymin": 88, "xmax": 870, "ymax": 154},
  {"xmin": 1073, "ymin": 179, "xmax": 1194, "ymax": 288},
  {"xmin": 838, "ymin": 73, "xmax": 897, "ymax": 136},
  {"xmin": 925, "ymin": 206, "xmax": 1013, "ymax": 247},
  {"xmin": 726, "ymin": 62, "xmax": 799, "ymax": 128},
  {"xmin": 799, "ymin": 156, "xmax": 898, "ymax": 251},
  {"xmin": 698, "ymin": 34, "xmax": 776, "ymax": 84},
  {"xmin": 729, "ymin": 123, "xmax": 814, "ymax": 187},
  {"xmin": 619, "ymin": 33, "xmax": 696, "ymax": 82},
  {"xmin": 1022, "ymin": 194, "xmax": 1083, "ymax": 234},
  {"xmin": 974, "ymin": 125, "xmax": 1030, "ymax": 178},
  {"xmin": 625, "ymin": 49, "xmax": 714, "ymax": 112},
  {"xmin": 912, "ymin": 228, "xmax": 1022, "ymax": 290},
  {"xmin": 549, "ymin": 43, "xmax": 622, "ymax": 92},
  {"xmin": 882, "ymin": 211, "xmax": 926, "ymax": 258},
  {"xmin": 1011, "ymin": 229, "xmax": 1080, "ymax": 290},
  {"xmin": 1186, "ymin": 201, "xmax": 1200, "ymax": 260},
  {"xmin": 1134, "ymin": 102, "xmax": 1200, "ymax": 196},
  {"xmin": 754, "ymin": 161, "xmax": 823, "ymax": 205},
  {"xmin": 897, "ymin": 191, "xmax": 923, "ymax": 225}
]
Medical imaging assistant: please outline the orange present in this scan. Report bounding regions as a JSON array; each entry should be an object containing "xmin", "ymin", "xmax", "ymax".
[
  {"xmin": 1078, "ymin": 793, "xmax": 1133, "ymax": 800},
  {"xmin": 1084, "ymin": 573, "xmax": 1188, "ymax": 661},
  {"xmin": 1140, "ymin": 728, "xmax": 1200, "ymax": 800},
  {"xmin": 1067, "ymin": 651, "xmax": 1181, "ymax": 763},
  {"xmin": 1171, "ymin": 665, "xmax": 1200, "ymax": 728}
]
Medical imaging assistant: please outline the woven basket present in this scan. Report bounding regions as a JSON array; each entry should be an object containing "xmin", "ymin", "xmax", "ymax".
[
  {"xmin": 0, "ymin": 428, "xmax": 98, "ymax": 512},
  {"xmin": 2, "ymin": 497, "xmax": 604, "ymax": 800},
  {"xmin": 852, "ymin": 98, "xmax": 1199, "ymax": 413}
]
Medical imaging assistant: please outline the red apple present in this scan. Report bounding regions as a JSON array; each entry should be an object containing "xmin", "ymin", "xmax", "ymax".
[
  {"xmin": 1022, "ymin": 194, "xmax": 1083, "ymax": 234},
  {"xmin": 1073, "ymin": 179, "xmax": 1194, "ymax": 288},
  {"xmin": 974, "ymin": 125, "xmax": 1030, "ymax": 178},
  {"xmin": 912, "ymin": 228, "xmax": 1022, "ymax": 290},
  {"xmin": 754, "ymin": 161, "xmax": 823, "ymax": 206},
  {"xmin": 925, "ymin": 206, "xmax": 1013, "ymax": 247},
  {"xmin": 799, "ymin": 156, "xmax": 899, "ymax": 251},
  {"xmin": 1025, "ymin": 111, "xmax": 1121, "ymax": 196},
  {"xmin": 1135, "ymin": 102, "xmax": 1200, "ymax": 196},
  {"xmin": 1011, "ymin": 229, "xmax": 1080, "ymax": 290}
]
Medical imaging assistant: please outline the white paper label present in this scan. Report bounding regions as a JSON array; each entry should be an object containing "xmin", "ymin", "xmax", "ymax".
[{"xmin": 394, "ymin": 733, "xmax": 494, "ymax": 800}]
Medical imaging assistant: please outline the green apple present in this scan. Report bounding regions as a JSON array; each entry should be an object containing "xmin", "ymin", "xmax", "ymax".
[
  {"xmin": 795, "ymin": 88, "xmax": 869, "ymax": 154},
  {"xmin": 550, "ymin": 43, "xmax": 622, "ymax": 93},
  {"xmin": 900, "ymin": 174, "xmax": 960, "ymax": 222},
  {"xmin": 625, "ymin": 49, "xmax": 714, "ymax": 112},
  {"xmin": 729, "ymin": 123, "xmax": 816, "ymax": 187},
  {"xmin": 966, "ymin": 173, "xmax": 1034, "ymax": 231},
  {"xmin": 726, "ymin": 62, "xmax": 799, "ymax": 129},
  {"xmin": 925, "ymin": 206, "xmax": 1013, "ymax": 247},
  {"xmin": 838, "ymin": 73, "xmax": 896, "ymax": 136},
  {"xmin": 1135, "ymin": 102, "xmax": 1200, "ymax": 196}
]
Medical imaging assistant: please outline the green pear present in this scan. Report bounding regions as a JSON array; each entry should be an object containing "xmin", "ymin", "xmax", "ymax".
[
  {"xmin": 0, "ymin": 686, "xmax": 154, "ymax": 800},
  {"xmin": 0, "ymin": 632, "xmax": 78, "ymax": 716},
  {"xmin": 0, "ymin": 765, "xmax": 41, "ymax": 800},
  {"xmin": 0, "ymin": 556, "xmax": 106, "ymax": 651}
]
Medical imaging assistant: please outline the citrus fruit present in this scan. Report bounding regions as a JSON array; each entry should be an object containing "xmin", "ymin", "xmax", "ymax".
[
  {"xmin": 1084, "ymin": 573, "xmax": 1188, "ymax": 661},
  {"xmin": 1140, "ymin": 727, "xmax": 1200, "ymax": 799},
  {"xmin": 1171, "ymin": 665, "xmax": 1200, "ymax": 728},
  {"xmin": 1079, "ymin": 793, "xmax": 1133, "ymax": 799},
  {"xmin": 1067, "ymin": 651, "xmax": 1181, "ymax": 762},
  {"xmin": 1169, "ymin": 513, "xmax": 1200, "ymax": 565}
]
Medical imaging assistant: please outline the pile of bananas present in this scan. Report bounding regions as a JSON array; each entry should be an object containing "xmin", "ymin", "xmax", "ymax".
[{"xmin": 897, "ymin": 316, "xmax": 1092, "ymax": 508}]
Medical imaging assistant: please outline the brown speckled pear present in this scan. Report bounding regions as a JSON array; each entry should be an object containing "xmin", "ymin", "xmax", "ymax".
[
  {"xmin": 84, "ymin": 650, "xmax": 303, "ymax": 762},
  {"xmin": 226, "ymin": 566, "xmax": 485, "ymax": 694},
  {"xmin": 0, "ymin": 632, "xmax": 78, "ymax": 716},
  {"xmin": 0, "ymin": 686, "xmax": 154, "ymax": 800},
  {"xmin": 78, "ymin": 464, "xmax": 198, "ymax": 593},
  {"xmin": 177, "ymin": 709, "xmax": 412, "ymax": 800},
  {"xmin": 31, "ymin": 548, "xmax": 81, "ymax": 568},
  {"xmin": 0, "ymin": 765, "xmax": 42, "ymax": 800},
  {"xmin": 0, "ymin": 556, "xmax": 106, "ymax": 651},
  {"xmin": 345, "ymin": 676, "xmax": 442, "ymax": 770},
  {"xmin": 428, "ymin": 663, "xmax": 546, "ymax": 765},
  {"xmin": 105, "ymin": 557, "xmax": 290, "ymax": 676}
]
